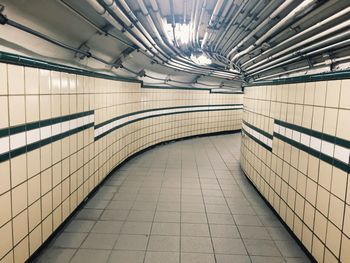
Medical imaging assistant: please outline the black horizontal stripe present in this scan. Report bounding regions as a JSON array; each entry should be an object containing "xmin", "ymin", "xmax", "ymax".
[{"xmin": 95, "ymin": 107, "xmax": 243, "ymax": 141}]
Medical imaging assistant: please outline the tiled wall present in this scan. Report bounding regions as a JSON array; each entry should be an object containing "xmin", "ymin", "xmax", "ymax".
[
  {"xmin": 0, "ymin": 62, "xmax": 243, "ymax": 263},
  {"xmin": 240, "ymin": 80, "xmax": 350, "ymax": 262}
]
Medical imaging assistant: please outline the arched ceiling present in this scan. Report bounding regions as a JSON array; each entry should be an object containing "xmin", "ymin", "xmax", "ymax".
[{"xmin": 0, "ymin": 0, "xmax": 349, "ymax": 91}]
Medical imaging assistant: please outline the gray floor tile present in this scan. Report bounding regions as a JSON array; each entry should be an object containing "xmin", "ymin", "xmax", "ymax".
[
  {"xmin": 210, "ymin": 224, "xmax": 240, "ymax": 238},
  {"xmin": 127, "ymin": 210, "xmax": 155, "ymax": 222},
  {"xmin": 207, "ymin": 213, "xmax": 235, "ymax": 225},
  {"xmin": 181, "ymin": 237, "xmax": 213, "ymax": 253},
  {"xmin": 70, "ymin": 249, "xmax": 111, "ymax": 263},
  {"xmin": 91, "ymin": 221, "xmax": 123, "ymax": 234},
  {"xmin": 212, "ymin": 237, "xmax": 247, "ymax": 255},
  {"xmin": 144, "ymin": 251, "xmax": 179, "ymax": 263},
  {"xmin": 121, "ymin": 222, "xmax": 152, "ymax": 235},
  {"xmin": 238, "ymin": 226, "xmax": 271, "ymax": 240},
  {"xmin": 154, "ymin": 211, "xmax": 181, "ymax": 223},
  {"xmin": 157, "ymin": 202, "xmax": 181, "ymax": 212},
  {"xmin": 108, "ymin": 200, "xmax": 134, "ymax": 210},
  {"xmin": 244, "ymin": 239, "xmax": 281, "ymax": 256},
  {"xmin": 64, "ymin": 220, "xmax": 95, "ymax": 233},
  {"xmin": 181, "ymin": 252, "xmax": 215, "ymax": 263},
  {"xmin": 81, "ymin": 233, "xmax": 118, "ymax": 249},
  {"xmin": 33, "ymin": 248, "xmax": 76, "ymax": 263},
  {"xmin": 75, "ymin": 209, "xmax": 103, "ymax": 220},
  {"xmin": 114, "ymin": 234, "xmax": 148, "ymax": 250},
  {"xmin": 84, "ymin": 199, "xmax": 109, "ymax": 209},
  {"xmin": 234, "ymin": 215, "xmax": 263, "ymax": 226},
  {"xmin": 151, "ymin": 222, "xmax": 180, "ymax": 235},
  {"xmin": 100, "ymin": 209, "xmax": 129, "ymax": 221},
  {"xmin": 205, "ymin": 204, "xmax": 231, "ymax": 214},
  {"xmin": 181, "ymin": 223, "xmax": 210, "ymax": 237},
  {"xmin": 107, "ymin": 250, "xmax": 145, "ymax": 263},
  {"xmin": 215, "ymin": 254, "xmax": 251, "ymax": 263},
  {"xmin": 182, "ymin": 203, "xmax": 205, "ymax": 213},
  {"xmin": 181, "ymin": 212, "xmax": 208, "ymax": 223},
  {"xmin": 52, "ymin": 233, "xmax": 87, "ymax": 248},
  {"xmin": 250, "ymin": 256, "xmax": 286, "ymax": 263},
  {"xmin": 275, "ymin": 240, "xmax": 307, "ymax": 258},
  {"xmin": 148, "ymin": 235, "xmax": 180, "ymax": 252},
  {"xmin": 34, "ymin": 135, "xmax": 309, "ymax": 262}
]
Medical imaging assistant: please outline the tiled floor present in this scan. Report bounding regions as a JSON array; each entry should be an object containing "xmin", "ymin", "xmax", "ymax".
[{"xmin": 33, "ymin": 134, "xmax": 311, "ymax": 263}]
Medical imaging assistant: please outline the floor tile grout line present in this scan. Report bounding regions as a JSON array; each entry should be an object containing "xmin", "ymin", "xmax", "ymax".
[
  {"xmin": 193, "ymin": 139, "xmax": 218, "ymax": 263},
  {"xmin": 141, "ymin": 150, "xmax": 167, "ymax": 263},
  {"xmin": 209, "ymin": 136, "xmax": 288, "ymax": 261},
  {"xmin": 205, "ymin": 137, "xmax": 252, "ymax": 262},
  {"xmin": 104, "ymin": 165, "xmax": 149, "ymax": 263}
]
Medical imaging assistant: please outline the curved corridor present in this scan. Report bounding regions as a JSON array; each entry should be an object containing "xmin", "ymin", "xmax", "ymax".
[{"xmin": 33, "ymin": 134, "xmax": 310, "ymax": 263}]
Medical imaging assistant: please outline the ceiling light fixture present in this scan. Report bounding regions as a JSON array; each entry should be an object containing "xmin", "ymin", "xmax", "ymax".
[
  {"xmin": 165, "ymin": 22, "xmax": 190, "ymax": 46},
  {"xmin": 191, "ymin": 54, "xmax": 212, "ymax": 65}
]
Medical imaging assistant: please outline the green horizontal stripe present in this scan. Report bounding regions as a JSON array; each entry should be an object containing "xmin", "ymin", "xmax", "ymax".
[
  {"xmin": 0, "ymin": 110, "xmax": 94, "ymax": 138},
  {"xmin": 95, "ymin": 107, "xmax": 243, "ymax": 141},
  {"xmin": 242, "ymin": 127, "xmax": 272, "ymax": 152},
  {"xmin": 95, "ymin": 104, "xmax": 243, "ymax": 129},
  {"xmin": 0, "ymin": 51, "xmax": 141, "ymax": 84},
  {"xmin": 0, "ymin": 123, "xmax": 94, "ymax": 163},
  {"xmin": 274, "ymin": 132, "xmax": 349, "ymax": 173},
  {"xmin": 243, "ymin": 120, "xmax": 273, "ymax": 139},
  {"xmin": 247, "ymin": 70, "xmax": 350, "ymax": 86},
  {"xmin": 275, "ymin": 119, "xmax": 350, "ymax": 149}
]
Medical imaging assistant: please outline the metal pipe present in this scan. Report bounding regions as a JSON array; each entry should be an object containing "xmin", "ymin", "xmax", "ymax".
[
  {"xmin": 196, "ymin": 0, "xmax": 207, "ymax": 47},
  {"xmin": 220, "ymin": 0, "xmax": 276, "ymax": 56},
  {"xmin": 230, "ymin": 0, "xmax": 319, "ymax": 62},
  {"xmin": 212, "ymin": 0, "xmax": 249, "ymax": 52},
  {"xmin": 243, "ymin": 7, "xmax": 350, "ymax": 69},
  {"xmin": 246, "ymin": 25, "xmax": 350, "ymax": 75}
]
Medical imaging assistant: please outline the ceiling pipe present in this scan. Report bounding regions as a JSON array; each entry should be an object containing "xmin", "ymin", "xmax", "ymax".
[
  {"xmin": 201, "ymin": 0, "xmax": 224, "ymax": 48},
  {"xmin": 254, "ymin": 55, "xmax": 350, "ymax": 81},
  {"xmin": 246, "ymin": 22, "xmax": 350, "ymax": 75},
  {"xmin": 242, "ymin": 7, "xmax": 350, "ymax": 69},
  {"xmin": 211, "ymin": 0, "xmax": 249, "ymax": 53},
  {"xmin": 246, "ymin": 29, "xmax": 350, "ymax": 76},
  {"xmin": 219, "ymin": 1, "xmax": 267, "ymax": 56},
  {"xmin": 196, "ymin": 0, "xmax": 207, "ymax": 47},
  {"xmin": 220, "ymin": 0, "xmax": 276, "ymax": 56},
  {"xmin": 230, "ymin": 0, "xmax": 319, "ymax": 62},
  {"xmin": 102, "ymin": 0, "xmax": 157, "ymax": 52},
  {"xmin": 87, "ymin": 0, "xmax": 150, "ymax": 53},
  {"xmin": 58, "ymin": 0, "xmax": 136, "ymax": 49},
  {"xmin": 215, "ymin": 0, "xmax": 234, "ymax": 29},
  {"xmin": 226, "ymin": 0, "xmax": 294, "ymax": 59}
]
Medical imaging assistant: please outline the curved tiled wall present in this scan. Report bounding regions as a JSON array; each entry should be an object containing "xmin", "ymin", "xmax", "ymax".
[
  {"xmin": 0, "ymin": 62, "xmax": 243, "ymax": 262},
  {"xmin": 241, "ymin": 81, "xmax": 350, "ymax": 262}
]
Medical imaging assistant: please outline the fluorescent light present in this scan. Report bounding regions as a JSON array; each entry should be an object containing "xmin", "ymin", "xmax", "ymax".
[{"xmin": 191, "ymin": 54, "xmax": 212, "ymax": 65}]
